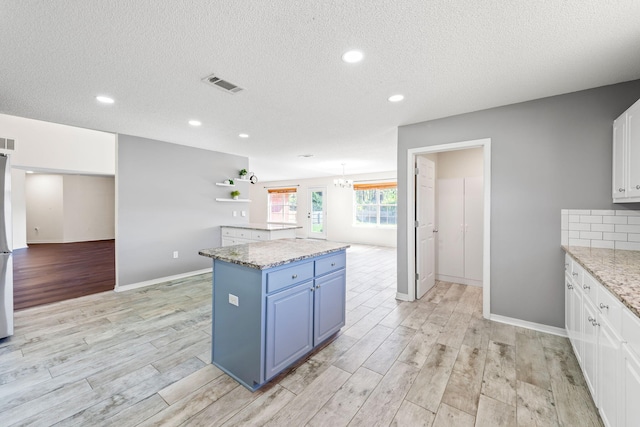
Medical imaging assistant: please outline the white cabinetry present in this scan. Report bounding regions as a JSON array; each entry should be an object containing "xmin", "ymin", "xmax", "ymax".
[
  {"xmin": 436, "ymin": 176, "xmax": 483, "ymax": 286},
  {"xmin": 220, "ymin": 226, "xmax": 297, "ymax": 247},
  {"xmin": 613, "ymin": 98, "xmax": 640, "ymax": 203},
  {"xmin": 565, "ymin": 252, "xmax": 640, "ymax": 426}
]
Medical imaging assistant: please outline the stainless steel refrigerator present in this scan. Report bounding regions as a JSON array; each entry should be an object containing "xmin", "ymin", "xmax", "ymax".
[{"xmin": 0, "ymin": 154, "xmax": 12, "ymax": 339}]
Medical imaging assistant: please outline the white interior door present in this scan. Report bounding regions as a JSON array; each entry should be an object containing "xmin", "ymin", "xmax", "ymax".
[
  {"xmin": 464, "ymin": 176, "xmax": 484, "ymax": 282},
  {"xmin": 437, "ymin": 178, "xmax": 464, "ymax": 278},
  {"xmin": 416, "ymin": 157, "xmax": 435, "ymax": 299},
  {"xmin": 308, "ymin": 187, "xmax": 326, "ymax": 239}
]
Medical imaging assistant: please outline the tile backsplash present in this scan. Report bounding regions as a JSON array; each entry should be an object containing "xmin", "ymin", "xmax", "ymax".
[{"xmin": 561, "ymin": 209, "xmax": 640, "ymax": 250}]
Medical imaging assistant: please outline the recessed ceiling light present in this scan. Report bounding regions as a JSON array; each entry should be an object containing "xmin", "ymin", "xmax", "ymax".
[
  {"xmin": 342, "ymin": 50, "xmax": 364, "ymax": 63},
  {"xmin": 388, "ymin": 94, "xmax": 405, "ymax": 102},
  {"xmin": 96, "ymin": 95, "xmax": 114, "ymax": 104},
  {"xmin": 298, "ymin": 154, "xmax": 314, "ymax": 158},
  {"xmin": 188, "ymin": 120, "xmax": 202, "ymax": 126},
  {"xmin": 239, "ymin": 133, "xmax": 249, "ymax": 138}
]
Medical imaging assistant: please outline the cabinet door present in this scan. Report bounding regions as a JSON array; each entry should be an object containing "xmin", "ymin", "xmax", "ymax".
[
  {"xmin": 622, "ymin": 345, "xmax": 640, "ymax": 427},
  {"xmin": 613, "ymin": 116, "xmax": 627, "ymax": 199},
  {"xmin": 314, "ymin": 270, "xmax": 346, "ymax": 344},
  {"xmin": 583, "ymin": 299, "xmax": 599, "ymax": 400},
  {"xmin": 627, "ymin": 102, "xmax": 640, "ymax": 198},
  {"xmin": 570, "ymin": 284, "xmax": 583, "ymax": 362},
  {"xmin": 598, "ymin": 318, "xmax": 621, "ymax": 427},
  {"xmin": 265, "ymin": 281, "xmax": 314, "ymax": 380}
]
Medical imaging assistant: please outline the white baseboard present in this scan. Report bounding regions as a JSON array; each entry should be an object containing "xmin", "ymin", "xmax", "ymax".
[
  {"xmin": 115, "ymin": 268, "xmax": 212, "ymax": 292},
  {"xmin": 395, "ymin": 292, "xmax": 412, "ymax": 301},
  {"xmin": 490, "ymin": 314, "xmax": 567, "ymax": 337},
  {"xmin": 437, "ymin": 274, "xmax": 482, "ymax": 287}
]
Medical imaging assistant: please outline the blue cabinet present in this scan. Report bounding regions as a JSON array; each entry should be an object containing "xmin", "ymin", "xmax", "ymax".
[{"xmin": 210, "ymin": 250, "xmax": 346, "ymax": 390}]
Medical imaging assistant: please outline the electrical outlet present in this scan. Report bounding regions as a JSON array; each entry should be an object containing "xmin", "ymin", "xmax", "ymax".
[
  {"xmin": 229, "ymin": 294, "xmax": 239, "ymax": 306},
  {"xmin": 173, "ymin": 251, "xmax": 179, "ymax": 259},
  {"xmin": 233, "ymin": 211, "xmax": 237, "ymax": 217}
]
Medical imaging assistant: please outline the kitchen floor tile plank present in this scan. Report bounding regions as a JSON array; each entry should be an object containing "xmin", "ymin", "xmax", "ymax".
[
  {"xmin": 159, "ymin": 363, "xmax": 224, "ymax": 405},
  {"xmin": 431, "ymin": 402, "xmax": 475, "ymax": 427},
  {"xmin": 474, "ymin": 394, "xmax": 516, "ymax": 427},
  {"xmin": 221, "ymin": 385, "xmax": 295, "ymax": 427},
  {"xmin": 264, "ymin": 365, "xmax": 351, "ymax": 426},
  {"xmin": 516, "ymin": 380, "xmax": 560, "ymax": 427},
  {"xmin": 551, "ymin": 379, "xmax": 603, "ymax": 427},
  {"xmin": 437, "ymin": 311, "xmax": 472, "ymax": 349},
  {"xmin": 362, "ymin": 325, "xmax": 415, "ymax": 375},
  {"xmin": 390, "ymin": 400, "xmax": 436, "ymax": 427},
  {"xmin": 333, "ymin": 324, "xmax": 394, "ymax": 373},
  {"xmin": 405, "ymin": 343, "xmax": 459, "ymax": 413},
  {"xmin": 307, "ymin": 367, "xmax": 383, "ymax": 427},
  {"xmin": 515, "ymin": 332, "xmax": 551, "ymax": 390},
  {"xmin": 441, "ymin": 344, "xmax": 487, "ymax": 416},
  {"xmin": 348, "ymin": 361, "xmax": 420, "ymax": 427},
  {"xmin": 397, "ymin": 322, "xmax": 441, "ymax": 368},
  {"xmin": 481, "ymin": 340, "xmax": 517, "ymax": 406}
]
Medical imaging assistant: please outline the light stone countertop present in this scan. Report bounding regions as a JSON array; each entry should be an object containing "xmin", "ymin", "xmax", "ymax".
[
  {"xmin": 199, "ymin": 239, "xmax": 350, "ymax": 270},
  {"xmin": 221, "ymin": 223, "xmax": 302, "ymax": 231},
  {"xmin": 563, "ymin": 245, "xmax": 640, "ymax": 318}
]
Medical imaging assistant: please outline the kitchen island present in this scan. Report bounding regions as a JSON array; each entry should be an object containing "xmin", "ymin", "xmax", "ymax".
[{"xmin": 199, "ymin": 239, "xmax": 350, "ymax": 390}]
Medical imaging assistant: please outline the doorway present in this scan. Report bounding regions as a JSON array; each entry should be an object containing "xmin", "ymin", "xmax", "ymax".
[
  {"xmin": 406, "ymin": 139, "xmax": 491, "ymax": 318},
  {"xmin": 308, "ymin": 187, "xmax": 327, "ymax": 239}
]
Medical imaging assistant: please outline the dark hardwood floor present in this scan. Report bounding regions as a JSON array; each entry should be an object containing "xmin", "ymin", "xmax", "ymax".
[{"xmin": 13, "ymin": 240, "xmax": 115, "ymax": 310}]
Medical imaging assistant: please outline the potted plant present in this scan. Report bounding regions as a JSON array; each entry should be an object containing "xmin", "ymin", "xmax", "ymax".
[
  {"xmin": 230, "ymin": 190, "xmax": 241, "ymax": 200},
  {"xmin": 239, "ymin": 169, "xmax": 248, "ymax": 179},
  {"xmin": 228, "ymin": 179, "xmax": 234, "ymax": 185}
]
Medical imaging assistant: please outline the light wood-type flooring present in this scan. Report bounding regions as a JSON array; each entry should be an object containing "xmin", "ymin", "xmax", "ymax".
[{"xmin": 0, "ymin": 244, "xmax": 602, "ymax": 426}]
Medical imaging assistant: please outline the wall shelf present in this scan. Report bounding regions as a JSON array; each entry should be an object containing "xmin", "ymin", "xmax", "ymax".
[
  {"xmin": 216, "ymin": 183, "xmax": 235, "ymax": 187},
  {"xmin": 216, "ymin": 198, "xmax": 252, "ymax": 203}
]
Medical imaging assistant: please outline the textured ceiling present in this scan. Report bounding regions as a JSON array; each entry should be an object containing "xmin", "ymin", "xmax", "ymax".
[{"xmin": 1, "ymin": 1, "xmax": 640, "ymax": 180}]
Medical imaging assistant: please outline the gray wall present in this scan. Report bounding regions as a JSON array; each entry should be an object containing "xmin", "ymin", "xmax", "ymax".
[
  {"xmin": 398, "ymin": 80, "xmax": 640, "ymax": 328},
  {"xmin": 117, "ymin": 134, "xmax": 248, "ymax": 287}
]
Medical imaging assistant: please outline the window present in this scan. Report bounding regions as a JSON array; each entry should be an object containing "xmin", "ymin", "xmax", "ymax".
[
  {"xmin": 268, "ymin": 187, "xmax": 297, "ymax": 223},
  {"xmin": 354, "ymin": 182, "xmax": 397, "ymax": 226}
]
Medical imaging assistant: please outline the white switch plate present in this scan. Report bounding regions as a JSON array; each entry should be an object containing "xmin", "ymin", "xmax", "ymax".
[
  {"xmin": 173, "ymin": 251, "xmax": 179, "ymax": 259},
  {"xmin": 241, "ymin": 211, "xmax": 246, "ymax": 217},
  {"xmin": 229, "ymin": 294, "xmax": 239, "ymax": 306},
  {"xmin": 233, "ymin": 211, "xmax": 237, "ymax": 217}
]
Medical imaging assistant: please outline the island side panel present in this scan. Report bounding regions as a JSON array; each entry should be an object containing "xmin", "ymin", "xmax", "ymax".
[{"xmin": 212, "ymin": 259, "xmax": 265, "ymax": 389}]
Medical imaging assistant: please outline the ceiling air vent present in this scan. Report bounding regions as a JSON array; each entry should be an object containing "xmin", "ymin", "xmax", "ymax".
[
  {"xmin": 202, "ymin": 73, "xmax": 244, "ymax": 94},
  {"xmin": 0, "ymin": 137, "xmax": 15, "ymax": 151}
]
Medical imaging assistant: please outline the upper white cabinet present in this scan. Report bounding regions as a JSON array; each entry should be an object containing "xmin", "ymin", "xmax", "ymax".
[{"xmin": 613, "ymin": 99, "xmax": 640, "ymax": 203}]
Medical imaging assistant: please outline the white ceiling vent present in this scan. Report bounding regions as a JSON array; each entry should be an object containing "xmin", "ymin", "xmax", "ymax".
[
  {"xmin": 0, "ymin": 138, "xmax": 15, "ymax": 151},
  {"xmin": 202, "ymin": 74, "xmax": 244, "ymax": 94}
]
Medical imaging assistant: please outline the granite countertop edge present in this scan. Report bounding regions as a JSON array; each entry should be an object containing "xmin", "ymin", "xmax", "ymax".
[
  {"xmin": 221, "ymin": 223, "xmax": 303, "ymax": 231},
  {"xmin": 199, "ymin": 239, "xmax": 350, "ymax": 270},
  {"xmin": 562, "ymin": 245, "xmax": 640, "ymax": 319}
]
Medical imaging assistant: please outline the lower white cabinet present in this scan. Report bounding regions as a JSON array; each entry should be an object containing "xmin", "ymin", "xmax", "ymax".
[
  {"xmin": 621, "ymin": 343, "xmax": 640, "ymax": 427},
  {"xmin": 564, "ymin": 252, "xmax": 640, "ymax": 427}
]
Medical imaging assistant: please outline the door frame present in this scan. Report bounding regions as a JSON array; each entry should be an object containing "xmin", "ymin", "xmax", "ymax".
[
  {"xmin": 308, "ymin": 186, "xmax": 327, "ymax": 239},
  {"xmin": 406, "ymin": 138, "xmax": 491, "ymax": 319}
]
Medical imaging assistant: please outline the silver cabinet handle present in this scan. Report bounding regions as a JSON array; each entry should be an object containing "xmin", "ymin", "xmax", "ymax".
[
  {"xmin": 310, "ymin": 287, "xmax": 314, "ymax": 292},
  {"xmin": 592, "ymin": 320, "xmax": 599, "ymax": 327},
  {"xmin": 433, "ymin": 229, "xmax": 439, "ymax": 233},
  {"xmin": 292, "ymin": 274, "xmax": 298, "ymax": 279},
  {"xmin": 316, "ymin": 285, "xmax": 320, "ymax": 289},
  {"xmin": 567, "ymin": 284, "xmax": 573, "ymax": 289},
  {"xmin": 331, "ymin": 263, "xmax": 335, "ymax": 266},
  {"xmin": 619, "ymin": 188, "xmax": 625, "ymax": 192},
  {"xmin": 636, "ymin": 185, "xmax": 640, "ymax": 189},
  {"xmin": 588, "ymin": 316, "xmax": 594, "ymax": 322},
  {"xmin": 572, "ymin": 272, "xmax": 578, "ymax": 277},
  {"xmin": 600, "ymin": 303, "xmax": 609, "ymax": 310},
  {"xmin": 583, "ymin": 284, "xmax": 590, "ymax": 290}
]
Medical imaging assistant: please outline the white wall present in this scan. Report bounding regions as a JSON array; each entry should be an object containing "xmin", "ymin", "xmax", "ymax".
[
  {"xmin": 26, "ymin": 174, "xmax": 64, "ymax": 243},
  {"xmin": 63, "ymin": 175, "xmax": 115, "ymax": 242},
  {"xmin": 249, "ymin": 171, "xmax": 397, "ymax": 247},
  {"xmin": 25, "ymin": 174, "xmax": 115, "ymax": 244},
  {"xmin": 0, "ymin": 113, "xmax": 115, "ymax": 174},
  {"xmin": 11, "ymin": 169, "xmax": 27, "ymax": 249},
  {"xmin": 437, "ymin": 148, "xmax": 483, "ymax": 179},
  {"xmin": 0, "ymin": 113, "xmax": 116, "ymax": 248}
]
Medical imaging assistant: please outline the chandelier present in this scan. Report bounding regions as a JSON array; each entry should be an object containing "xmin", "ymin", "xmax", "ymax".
[{"xmin": 334, "ymin": 163, "xmax": 353, "ymax": 188}]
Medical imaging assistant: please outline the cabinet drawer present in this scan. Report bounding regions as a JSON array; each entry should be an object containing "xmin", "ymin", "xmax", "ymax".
[
  {"xmin": 315, "ymin": 253, "xmax": 345, "ymax": 276},
  {"xmin": 236, "ymin": 229, "xmax": 251, "ymax": 239},
  {"xmin": 581, "ymin": 271, "xmax": 597, "ymax": 304},
  {"xmin": 623, "ymin": 308, "xmax": 640, "ymax": 358},
  {"xmin": 251, "ymin": 230, "xmax": 269, "ymax": 241},
  {"xmin": 221, "ymin": 227, "xmax": 236, "ymax": 237},
  {"xmin": 267, "ymin": 262, "xmax": 314, "ymax": 294},
  {"xmin": 597, "ymin": 284, "xmax": 623, "ymax": 332}
]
